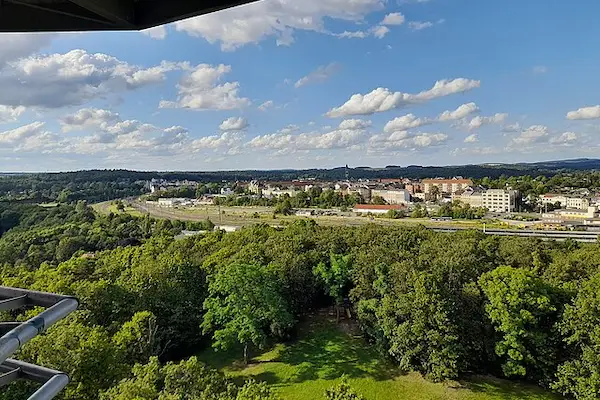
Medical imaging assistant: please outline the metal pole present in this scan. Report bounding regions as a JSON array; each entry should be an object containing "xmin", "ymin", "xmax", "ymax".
[{"xmin": 28, "ymin": 375, "xmax": 70, "ymax": 400}]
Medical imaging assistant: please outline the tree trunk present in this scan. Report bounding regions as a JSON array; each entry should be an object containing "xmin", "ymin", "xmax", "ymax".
[
  {"xmin": 243, "ymin": 343, "xmax": 248, "ymax": 365},
  {"xmin": 336, "ymin": 304, "xmax": 340, "ymax": 323}
]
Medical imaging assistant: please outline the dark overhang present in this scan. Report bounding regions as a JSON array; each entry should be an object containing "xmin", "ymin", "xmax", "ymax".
[{"xmin": 0, "ymin": 0, "xmax": 259, "ymax": 32}]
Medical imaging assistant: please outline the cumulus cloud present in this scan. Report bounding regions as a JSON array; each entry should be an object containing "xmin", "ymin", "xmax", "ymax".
[
  {"xmin": 566, "ymin": 106, "xmax": 600, "ymax": 120},
  {"xmin": 509, "ymin": 125, "xmax": 549, "ymax": 146},
  {"xmin": 0, "ymin": 49, "xmax": 181, "ymax": 109},
  {"xmin": 438, "ymin": 102, "xmax": 479, "ymax": 122},
  {"xmin": 338, "ymin": 119, "xmax": 372, "ymax": 130},
  {"xmin": 174, "ymin": 0, "xmax": 385, "ymax": 51},
  {"xmin": 532, "ymin": 66, "xmax": 548, "ymax": 74},
  {"xmin": 369, "ymin": 131, "xmax": 448, "ymax": 151},
  {"xmin": 219, "ymin": 117, "xmax": 249, "ymax": 131},
  {"xmin": 0, "ymin": 33, "xmax": 55, "ymax": 66},
  {"xmin": 0, "ymin": 106, "xmax": 26, "ymax": 123},
  {"xmin": 326, "ymin": 78, "xmax": 480, "ymax": 117},
  {"xmin": 384, "ymin": 114, "xmax": 431, "ymax": 132},
  {"xmin": 258, "ymin": 100, "xmax": 274, "ymax": 111},
  {"xmin": 249, "ymin": 119, "xmax": 370, "ymax": 154},
  {"xmin": 0, "ymin": 122, "xmax": 60, "ymax": 152},
  {"xmin": 334, "ymin": 24, "xmax": 390, "ymax": 40},
  {"xmin": 464, "ymin": 134, "xmax": 478, "ymax": 143},
  {"xmin": 159, "ymin": 64, "xmax": 250, "ymax": 111},
  {"xmin": 60, "ymin": 108, "xmax": 121, "ymax": 132},
  {"xmin": 295, "ymin": 63, "xmax": 341, "ymax": 88},
  {"xmin": 382, "ymin": 12, "xmax": 405, "ymax": 25},
  {"xmin": 550, "ymin": 132, "xmax": 578, "ymax": 145},
  {"xmin": 467, "ymin": 113, "xmax": 508, "ymax": 130},
  {"xmin": 191, "ymin": 131, "xmax": 245, "ymax": 154},
  {"xmin": 141, "ymin": 25, "xmax": 167, "ymax": 40}
]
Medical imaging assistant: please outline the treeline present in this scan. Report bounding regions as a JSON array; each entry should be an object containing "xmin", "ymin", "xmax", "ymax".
[
  {"xmin": 1, "ymin": 205, "xmax": 600, "ymax": 398},
  {"xmin": 475, "ymin": 172, "xmax": 600, "ymax": 198}
]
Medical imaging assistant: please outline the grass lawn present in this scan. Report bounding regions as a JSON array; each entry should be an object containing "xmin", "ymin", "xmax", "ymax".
[{"xmin": 199, "ymin": 315, "xmax": 560, "ymax": 400}]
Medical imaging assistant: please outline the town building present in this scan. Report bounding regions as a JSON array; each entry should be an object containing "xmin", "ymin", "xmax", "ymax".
[
  {"xmin": 352, "ymin": 204, "xmax": 406, "ymax": 214},
  {"xmin": 157, "ymin": 198, "xmax": 189, "ymax": 207},
  {"xmin": 453, "ymin": 188, "xmax": 519, "ymax": 212},
  {"xmin": 423, "ymin": 178, "xmax": 473, "ymax": 194},
  {"xmin": 248, "ymin": 180, "xmax": 261, "ymax": 195},
  {"xmin": 371, "ymin": 189, "xmax": 411, "ymax": 205},
  {"xmin": 543, "ymin": 206, "xmax": 599, "ymax": 222},
  {"xmin": 482, "ymin": 189, "xmax": 519, "ymax": 213},
  {"xmin": 539, "ymin": 194, "xmax": 590, "ymax": 210},
  {"xmin": 452, "ymin": 188, "xmax": 484, "ymax": 208}
]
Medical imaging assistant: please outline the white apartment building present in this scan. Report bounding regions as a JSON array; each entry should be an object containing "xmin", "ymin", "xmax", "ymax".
[
  {"xmin": 371, "ymin": 189, "xmax": 411, "ymax": 205},
  {"xmin": 539, "ymin": 194, "xmax": 589, "ymax": 210},
  {"xmin": 453, "ymin": 189, "xmax": 518, "ymax": 212},
  {"xmin": 482, "ymin": 189, "xmax": 519, "ymax": 213},
  {"xmin": 423, "ymin": 178, "xmax": 473, "ymax": 194}
]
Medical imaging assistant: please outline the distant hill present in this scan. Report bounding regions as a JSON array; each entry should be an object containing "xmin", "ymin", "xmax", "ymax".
[{"xmin": 2, "ymin": 159, "xmax": 600, "ymax": 182}]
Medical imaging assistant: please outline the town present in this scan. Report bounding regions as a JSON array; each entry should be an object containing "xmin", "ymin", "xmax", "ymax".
[{"xmin": 142, "ymin": 174, "xmax": 600, "ymax": 231}]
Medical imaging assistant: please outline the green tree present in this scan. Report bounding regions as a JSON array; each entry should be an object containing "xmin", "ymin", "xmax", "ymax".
[
  {"xmin": 553, "ymin": 272, "xmax": 600, "ymax": 399},
  {"xmin": 479, "ymin": 266, "xmax": 561, "ymax": 381},
  {"xmin": 314, "ymin": 254, "xmax": 353, "ymax": 323},
  {"xmin": 371, "ymin": 196, "xmax": 386, "ymax": 205},
  {"xmin": 113, "ymin": 311, "xmax": 162, "ymax": 363},
  {"xmin": 202, "ymin": 263, "xmax": 294, "ymax": 364}
]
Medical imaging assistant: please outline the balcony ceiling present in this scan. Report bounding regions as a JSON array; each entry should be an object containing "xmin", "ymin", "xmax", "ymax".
[{"xmin": 0, "ymin": 0, "xmax": 258, "ymax": 32}]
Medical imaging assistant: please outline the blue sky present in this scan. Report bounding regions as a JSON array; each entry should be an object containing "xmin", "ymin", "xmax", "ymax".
[{"xmin": 1, "ymin": 0, "xmax": 600, "ymax": 171}]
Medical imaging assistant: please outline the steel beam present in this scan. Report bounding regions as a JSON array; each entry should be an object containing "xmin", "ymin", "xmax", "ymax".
[
  {"xmin": 68, "ymin": 0, "xmax": 135, "ymax": 28},
  {"xmin": 0, "ymin": 295, "xmax": 27, "ymax": 312},
  {"xmin": 135, "ymin": 0, "xmax": 261, "ymax": 29}
]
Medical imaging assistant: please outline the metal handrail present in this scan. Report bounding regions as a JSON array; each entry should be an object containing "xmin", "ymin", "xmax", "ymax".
[{"xmin": 0, "ymin": 287, "xmax": 78, "ymax": 399}]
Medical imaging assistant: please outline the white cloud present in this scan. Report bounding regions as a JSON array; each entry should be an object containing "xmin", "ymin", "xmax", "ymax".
[
  {"xmin": 191, "ymin": 131, "xmax": 245, "ymax": 153},
  {"xmin": 338, "ymin": 119, "xmax": 372, "ymax": 130},
  {"xmin": 464, "ymin": 134, "xmax": 478, "ymax": 143},
  {"xmin": 278, "ymin": 124, "xmax": 301, "ymax": 134},
  {"xmin": 532, "ymin": 66, "xmax": 548, "ymax": 74},
  {"xmin": 0, "ymin": 106, "xmax": 26, "ymax": 123},
  {"xmin": 369, "ymin": 131, "xmax": 448, "ymax": 151},
  {"xmin": 468, "ymin": 113, "xmax": 508, "ymax": 130},
  {"xmin": 502, "ymin": 122, "xmax": 521, "ymax": 133},
  {"xmin": 249, "ymin": 119, "xmax": 370, "ymax": 153},
  {"xmin": 550, "ymin": 131, "xmax": 578, "ymax": 145},
  {"xmin": 334, "ymin": 24, "xmax": 390, "ymax": 40},
  {"xmin": 295, "ymin": 63, "xmax": 341, "ymax": 88},
  {"xmin": 371, "ymin": 25, "xmax": 390, "ymax": 39},
  {"xmin": 141, "ymin": 25, "xmax": 167, "ymax": 40},
  {"xmin": 384, "ymin": 114, "xmax": 431, "ymax": 132},
  {"xmin": 0, "ymin": 33, "xmax": 55, "ymax": 66},
  {"xmin": 159, "ymin": 64, "xmax": 250, "ymax": 111},
  {"xmin": 174, "ymin": 0, "xmax": 385, "ymax": 51},
  {"xmin": 326, "ymin": 78, "xmax": 480, "ymax": 117},
  {"xmin": 438, "ymin": 102, "xmax": 479, "ymax": 121},
  {"xmin": 60, "ymin": 108, "xmax": 120, "ymax": 132},
  {"xmin": 408, "ymin": 21, "xmax": 434, "ymax": 31},
  {"xmin": 0, "ymin": 122, "xmax": 61, "ymax": 152},
  {"xmin": 510, "ymin": 125, "xmax": 549, "ymax": 146},
  {"xmin": 566, "ymin": 106, "xmax": 600, "ymax": 120},
  {"xmin": 219, "ymin": 117, "xmax": 249, "ymax": 131},
  {"xmin": 0, "ymin": 49, "xmax": 181, "ymax": 109},
  {"xmin": 258, "ymin": 100, "xmax": 274, "ymax": 111},
  {"xmin": 382, "ymin": 13, "xmax": 405, "ymax": 25}
]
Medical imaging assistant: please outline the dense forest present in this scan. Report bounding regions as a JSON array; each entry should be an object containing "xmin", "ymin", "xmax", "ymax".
[{"xmin": 0, "ymin": 199, "xmax": 599, "ymax": 399}]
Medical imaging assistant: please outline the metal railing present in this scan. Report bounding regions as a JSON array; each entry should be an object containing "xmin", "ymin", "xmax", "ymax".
[{"xmin": 0, "ymin": 287, "xmax": 78, "ymax": 399}]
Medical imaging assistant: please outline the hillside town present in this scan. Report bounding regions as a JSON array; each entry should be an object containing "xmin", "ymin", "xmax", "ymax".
[{"xmin": 146, "ymin": 176, "xmax": 600, "ymax": 230}]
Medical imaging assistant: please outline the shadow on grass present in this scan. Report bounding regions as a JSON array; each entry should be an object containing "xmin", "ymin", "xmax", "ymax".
[
  {"xmin": 275, "ymin": 318, "xmax": 396, "ymax": 383},
  {"xmin": 459, "ymin": 375, "xmax": 562, "ymax": 400}
]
